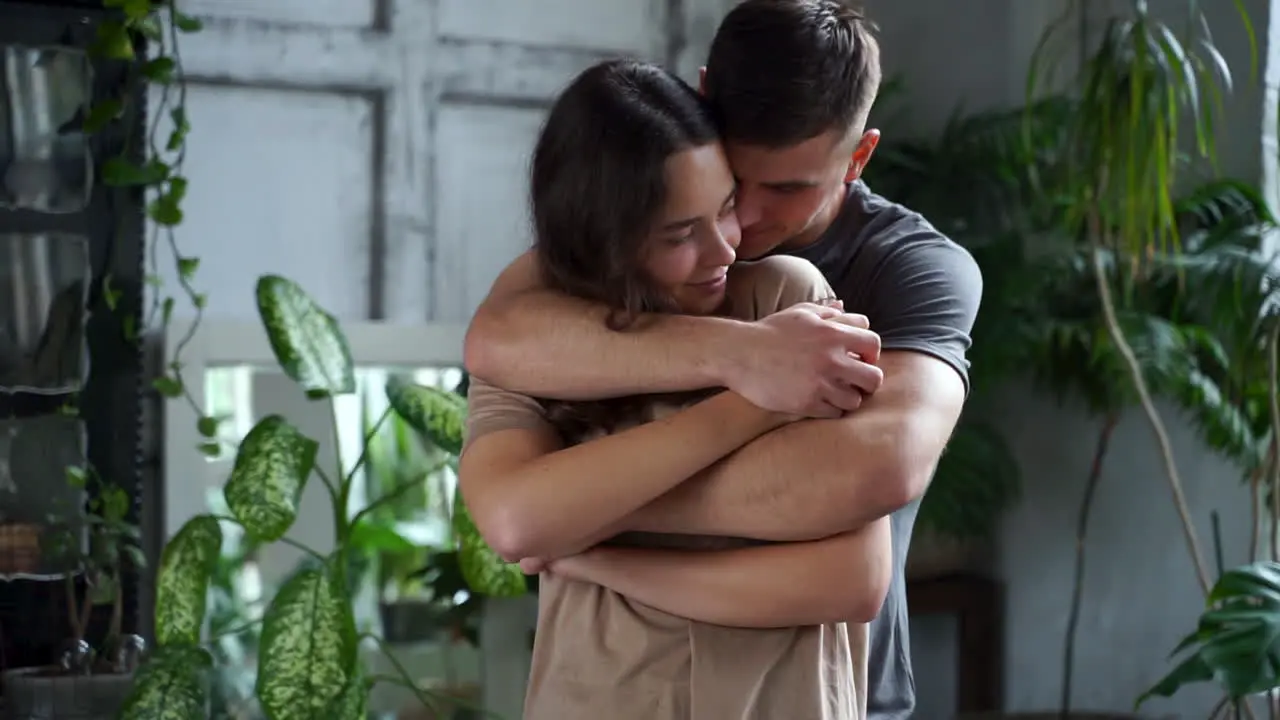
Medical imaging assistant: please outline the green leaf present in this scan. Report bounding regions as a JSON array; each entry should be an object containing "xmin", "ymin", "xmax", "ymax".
[
  {"xmin": 256, "ymin": 275, "xmax": 356, "ymax": 399},
  {"xmin": 332, "ymin": 660, "xmax": 369, "ymax": 720},
  {"xmin": 152, "ymin": 374, "xmax": 183, "ymax": 398},
  {"xmin": 1136, "ymin": 649, "xmax": 1214, "ymax": 706},
  {"xmin": 348, "ymin": 519, "xmax": 416, "ymax": 554},
  {"xmin": 256, "ymin": 565, "xmax": 356, "ymax": 720},
  {"xmin": 147, "ymin": 196, "xmax": 183, "ymax": 226},
  {"xmin": 385, "ymin": 377, "xmax": 466, "ymax": 455},
  {"xmin": 174, "ymin": 12, "xmax": 204, "ymax": 33},
  {"xmin": 154, "ymin": 515, "xmax": 222, "ymax": 646},
  {"xmin": 1141, "ymin": 561, "xmax": 1280, "ymax": 705},
  {"xmin": 224, "ymin": 415, "xmax": 318, "ymax": 541},
  {"xmin": 166, "ymin": 108, "xmax": 190, "ymax": 152},
  {"xmin": 65, "ymin": 465, "xmax": 87, "ymax": 489},
  {"xmin": 197, "ymin": 415, "xmax": 220, "ymax": 438},
  {"xmin": 82, "ymin": 99, "xmax": 123, "ymax": 133},
  {"xmin": 453, "ymin": 491, "xmax": 526, "ymax": 597},
  {"xmin": 93, "ymin": 21, "xmax": 134, "ymax": 60},
  {"xmin": 102, "ymin": 157, "xmax": 168, "ymax": 187},
  {"xmin": 141, "ymin": 56, "xmax": 175, "ymax": 83},
  {"xmin": 177, "ymin": 257, "xmax": 199, "ymax": 280},
  {"xmin": 118, "ymin": 646, "xmax": 213, "ymax": 720}
]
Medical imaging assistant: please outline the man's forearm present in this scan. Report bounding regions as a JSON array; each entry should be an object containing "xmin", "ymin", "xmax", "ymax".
[
  {"xmin": 466, "ymin": 287, "xmax": 737, "ymax": 400},
  {"xmin": 623, "ymin": 351, "xmax": 963, "ymax": 542},
  {"xmin": 624, "ymin": 416, "xmax": 910, "ymax": 542}
]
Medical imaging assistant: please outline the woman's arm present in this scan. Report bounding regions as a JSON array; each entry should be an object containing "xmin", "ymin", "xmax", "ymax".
[
  {"xmin": 548, "ymin": 518, "xmax": 893, "ymax": 629},
  {"xmin": 458, "ymin": 389, "xmax": 791, "ymax": 564},
  {"xmin": 464, "ymin": 251, "xmax": 875, "ymax": 416}
]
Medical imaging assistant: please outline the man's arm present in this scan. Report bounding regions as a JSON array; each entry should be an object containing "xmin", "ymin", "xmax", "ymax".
[
  {"xmin": 463, "ymin": 251, "xmax": 878, "ymax": 416},
  {"xmin": 548, "ymin": 518, "xmax": 893, "ymax": 628},
  {"xmin": 626, "ymin": 351, "xmax": 964, "ymax": 541},
  {"xmin": 625, "ymin": 235, "xmax": 983, "ymax": 541}
]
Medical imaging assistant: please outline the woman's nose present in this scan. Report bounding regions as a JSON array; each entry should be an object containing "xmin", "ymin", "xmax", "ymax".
[{"xmin": 706, "ymin": 228, "xmax": 737, "ymax": 265}]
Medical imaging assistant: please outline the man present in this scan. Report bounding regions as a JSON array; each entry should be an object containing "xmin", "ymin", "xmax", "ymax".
[{"xmin": 464, "ymin": 1, "xmax": 982, "ymax": 717}]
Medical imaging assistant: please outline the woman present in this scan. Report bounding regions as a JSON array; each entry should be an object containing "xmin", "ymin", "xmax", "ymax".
[{"xmin": 457, "ymin": 58, "xmax": 892, "ymax": 720}]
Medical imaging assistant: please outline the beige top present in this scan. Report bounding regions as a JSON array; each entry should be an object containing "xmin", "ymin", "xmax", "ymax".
[{"xmin": 464, "ymin": 255, "xmax": 869, "ymax": 720}]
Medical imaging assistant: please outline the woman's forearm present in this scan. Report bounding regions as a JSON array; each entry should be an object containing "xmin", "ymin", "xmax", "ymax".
[
  {"xmin": 551, "ymin": 519, "xmax": 894, "ymax": 628},
  {"xmin": 461, "ymin": 391, "xmax": 788, "ymax": 562},
  {"xmin": 467, "ymin": 283, "xmax": 742, "ymax": 401}
]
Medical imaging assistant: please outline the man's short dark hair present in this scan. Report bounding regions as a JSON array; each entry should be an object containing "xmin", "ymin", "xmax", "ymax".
[{"xmin": 705, "ymin": 0, "xmax": 882, "ymax": 148}]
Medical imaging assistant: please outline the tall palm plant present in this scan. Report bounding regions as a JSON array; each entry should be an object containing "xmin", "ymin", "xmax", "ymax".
[{"xmin": 1022, "ymin": 0, "xmax": 1275, "ymax": 715}]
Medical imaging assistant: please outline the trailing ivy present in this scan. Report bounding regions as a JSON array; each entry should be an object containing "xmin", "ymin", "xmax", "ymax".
[{"xmin": 84, "ymin": 0, "xmax": 220, "ymax": 452}]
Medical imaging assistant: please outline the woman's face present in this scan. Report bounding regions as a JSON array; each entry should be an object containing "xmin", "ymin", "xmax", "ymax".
[{"xmin": 641, "ymin": 142, "xmax": 741, "ymax": 315}]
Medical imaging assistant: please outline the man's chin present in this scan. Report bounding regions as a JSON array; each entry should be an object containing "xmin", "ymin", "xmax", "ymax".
[{"xmin": 736, "ymin": 235, "xmax": 780, "ymax": 261}]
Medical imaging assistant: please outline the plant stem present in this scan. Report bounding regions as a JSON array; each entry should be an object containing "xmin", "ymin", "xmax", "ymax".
[
  {"xmin": 275, "ymin": 536, "xmax": 325, "ymax": 562},
  {"xmin": 1061, "ymin": 413, "xmax": 1118, "ymax": 717},
  {"xmin": 349, "ymin": 461, "xmax": 451, "ymax": 532},
  {"xmin": 65, "ymin": 574, "xmax": 82, "ymax": 643},
  {"xmin": 1090, "ymin": 246, "xmax": 1213, "ymax": 594},
  {"xmin": 346, "ymin": 407, "xmax": 393, "ymax": 489},
  {"xmin": 332, "ymin": 400, "xmax": 351, "ymax": 546},
  {"xmin": 1266, "ymin": 320, "xmax": 1279, "ymax": 562},
  {"xmin": 108, "ymin": 573, "xmax": 123, "ymax": 649},
  {"xmin": 365, "ymin": 633, "xmax": 503, "ymax": 719}
]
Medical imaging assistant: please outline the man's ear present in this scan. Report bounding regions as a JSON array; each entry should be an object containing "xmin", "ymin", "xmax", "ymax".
[
  {"xmin": 844, "ymin": 129, "xmax": 881, "ymax": 182},
  {"xmin": 698, "ymin": 66, "xmax": 707, "ymax": 96}
]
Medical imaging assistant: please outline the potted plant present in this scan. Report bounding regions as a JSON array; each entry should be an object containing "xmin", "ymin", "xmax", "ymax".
[
  {"xmin": 118, "ymin": 275, "xmax": 527, "ymax": 719},
  {"xmin": 869, "ymin": 0, "xmax": 1267, "ymax": 713},
  {"xmin": 1, "ymin": 468, "xmax": 146, "ymax": 720}
]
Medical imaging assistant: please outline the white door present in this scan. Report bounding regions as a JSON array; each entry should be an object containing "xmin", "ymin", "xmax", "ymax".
[{"xmin": 167, "ymin": 0, "xmax": 675, "ymax": 324}]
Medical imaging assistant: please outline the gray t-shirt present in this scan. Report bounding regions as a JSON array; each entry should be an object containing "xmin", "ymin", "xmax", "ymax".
[{"xmin": 779, "ymin": 180, "xmax": 982, "ymax": 719}]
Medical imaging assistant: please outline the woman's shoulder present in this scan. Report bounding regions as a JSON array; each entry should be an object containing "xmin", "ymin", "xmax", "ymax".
[{"xmin": 725, "ymin": 256, "xmax": 836, "ymax": 320}]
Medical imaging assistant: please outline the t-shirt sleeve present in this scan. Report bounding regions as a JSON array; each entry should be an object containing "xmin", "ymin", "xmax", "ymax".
[
  {"xmin": 463, "ymin": 376, "xmax": 556, "ymax": 451},
  {"xmin": 725, "ymin": 255, "xmax": 838, "ymax": 321},
  {"xmin": 865, "ymin": 232, "xmax": 982, "ymax": 394}
]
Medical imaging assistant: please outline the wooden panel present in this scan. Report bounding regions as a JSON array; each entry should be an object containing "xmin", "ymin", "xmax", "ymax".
[
  {"xmin": 438, "ymin": 0, "xmax": 663, "ymax": 54},
  {"xmin": 154, "ymin": 83, "xmax": 376, "ymax": 319},
  {"xmin": 183, "ymin": 0, "xmax": 382, "ymax": 30},
  {"xmin": 432, "ymin": 103, "xmax": 544, "ymax": 322}
]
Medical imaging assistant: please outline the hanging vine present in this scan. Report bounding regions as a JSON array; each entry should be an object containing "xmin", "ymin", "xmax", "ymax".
[{"xmin": 86, "ymin": 0, "xmax": 216, "ymax": 449}]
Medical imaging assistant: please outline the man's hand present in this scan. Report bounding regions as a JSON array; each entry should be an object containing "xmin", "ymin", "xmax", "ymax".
[
  {"xmin": 725, "ymin": 303, "xmax": 884, "ymax": 418},
  {"xmin": 519, "ymin": 557, "xmax": 549, "ymax": 575}
]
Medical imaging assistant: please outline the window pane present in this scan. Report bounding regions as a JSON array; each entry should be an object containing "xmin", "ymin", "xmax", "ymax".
[
  {"xmin": 0, "ymin": 233, "xmax": 90, "ymax": 394},
  {"xmin": 0, "ymin": 44, "xmax": 93, "ymax": 214}
]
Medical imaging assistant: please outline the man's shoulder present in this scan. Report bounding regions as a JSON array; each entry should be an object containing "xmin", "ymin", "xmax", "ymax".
[{"xmin": 831, "ymin": 182, "xmax": 981, "ymax": 298}]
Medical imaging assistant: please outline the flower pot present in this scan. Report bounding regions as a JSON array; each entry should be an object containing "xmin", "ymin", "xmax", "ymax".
[
  {"xmin": 1, "ymin": 667, "xmax": 134, "ymax": 720},
  {"xmin": 380, "ymin": 600, "xmax": 452, "ymax": 644},
  {"xmin": 0, "ymin": 523, "xmax": 41, "ymax": 575},
  {"xmin": 905, "ymin": 526, "xmax": 992, "ymax": 580}
]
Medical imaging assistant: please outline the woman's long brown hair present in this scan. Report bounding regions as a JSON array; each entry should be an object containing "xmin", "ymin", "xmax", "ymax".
[{"xmin": 527, "ymin": 59, "xmax": 723, "ymax": 441}]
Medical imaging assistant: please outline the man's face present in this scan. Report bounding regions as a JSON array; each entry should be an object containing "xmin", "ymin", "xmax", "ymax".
[{"xmin": 723, "ymin": 128, "xmax": 880, "ymax": 260}]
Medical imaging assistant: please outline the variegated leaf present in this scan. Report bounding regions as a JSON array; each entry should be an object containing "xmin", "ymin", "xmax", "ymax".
[
  {"xmin": 154, "ymin": 514, "xmax": 222, "ymax": 646},
  {"xmin": 256, "ymin": 565, "xmax": 356, "ymax": 720},
  {"xmin": 256, "ymin": 274, "xmax": 356, "ymax": 399},
  {"xmin": 118, "ymin": 645, "xmax": 212, "ymax": 720},
  {"xmin": 453, "ymin": 491, "xmax": 527, "ymax": 597},
  {"xmin": 332, "ymin": 659, "xmax": 369, "ymax": 720},
  {"xmin": 224, "ymin": 415, "xmax": 317, "ymax": 541},
  {"xmin": 386, "ymin": 377, "xmax": 466, "ymax": 455}
]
